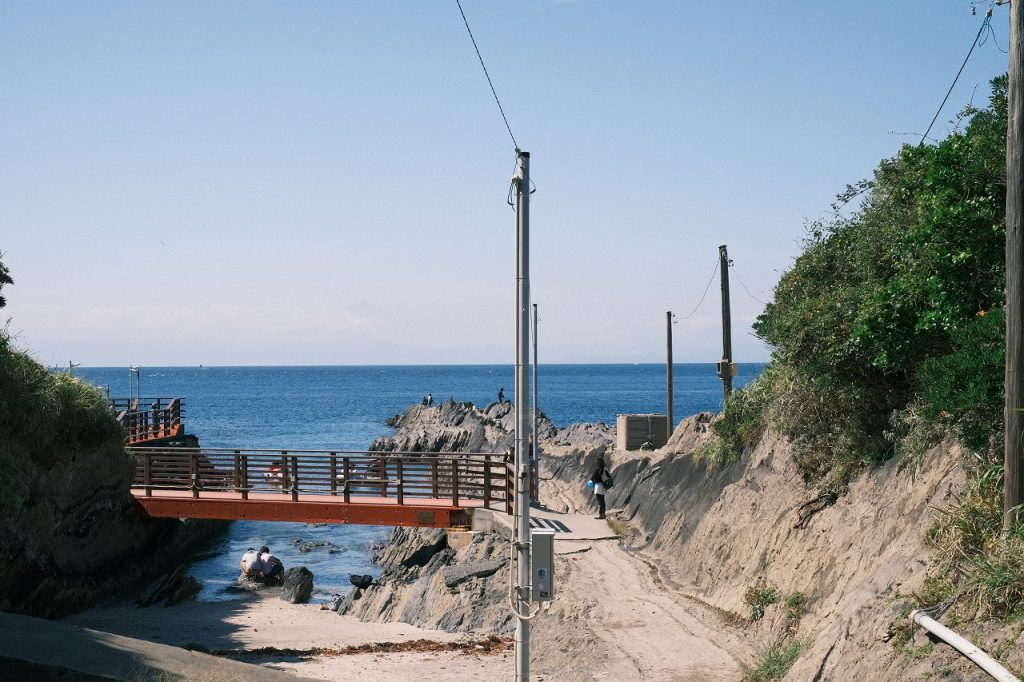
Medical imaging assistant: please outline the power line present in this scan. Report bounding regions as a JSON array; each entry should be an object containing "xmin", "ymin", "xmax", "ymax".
[
  {"xmin": 734, "ymin": 270, "xmax": 768, "ymax": 307},
  {"xmin": 921, "ymin": 7, "xmax": 992, "ymax": 144},
  {"xmin": 680, "ymin": 259, "xmax": 719, "ymax": 320},
  {"xmin": 455, "ymin": 0, "xmax": 519, "ymax": 150}
]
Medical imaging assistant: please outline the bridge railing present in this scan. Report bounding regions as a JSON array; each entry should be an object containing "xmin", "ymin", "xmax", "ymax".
[
  {"xmin": 112, "ymin": 399, "xmax": 184, "ymax": 444},
  {"xmin": 127, "ymin": 447, "xmax": 513, "ymax": 513}
]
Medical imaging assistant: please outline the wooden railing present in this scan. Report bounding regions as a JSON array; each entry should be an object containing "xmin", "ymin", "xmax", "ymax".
[
  {"xmin": 113, "ymin": 398, "xmax": 184, "ymax": 444},
  {"xmin": 127, "ymin": 447, "xmax": 513, "ymax": 513}
]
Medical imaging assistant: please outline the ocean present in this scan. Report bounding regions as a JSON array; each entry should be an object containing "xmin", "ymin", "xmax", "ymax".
[{"xmin": 76, "ymin": 363, "xmax": 764, "ymax": 602}]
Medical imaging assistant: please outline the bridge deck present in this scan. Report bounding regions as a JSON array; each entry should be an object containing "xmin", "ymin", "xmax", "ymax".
[{"xmin": 128, "ymin": 447, "xmax": 511, "ymax": 529}]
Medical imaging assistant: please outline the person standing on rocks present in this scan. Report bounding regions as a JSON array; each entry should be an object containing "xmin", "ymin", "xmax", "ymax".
[
  {"xmin": 590, "ymin": 456, "xmax": 610, "ymax": 520},
  {"xmin": 497, "ymin": 387, "xmax": 505, "ymax": 404}
]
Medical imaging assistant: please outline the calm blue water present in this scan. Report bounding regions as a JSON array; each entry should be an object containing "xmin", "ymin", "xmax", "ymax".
[{"xmin": 76, "ymin": 363, "xmax": 763, "ymax": 601}]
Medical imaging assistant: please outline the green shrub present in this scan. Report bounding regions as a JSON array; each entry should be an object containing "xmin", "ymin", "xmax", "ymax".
[
  {"xmin": 742, "ymin": 639, "xmax": 803, "ymax": 681},
  {"xmin": 0, "ymin": 328, "xmax": 124, "ymax": 514},
  {"xmin": 744, "ymin": 580, "xmax": 780, "ymax": 621}
]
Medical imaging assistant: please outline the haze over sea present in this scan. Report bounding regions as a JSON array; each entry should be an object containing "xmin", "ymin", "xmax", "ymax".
[{"xmin": 77, "ymin": 363, "xmax": 763, "ymax": 602}]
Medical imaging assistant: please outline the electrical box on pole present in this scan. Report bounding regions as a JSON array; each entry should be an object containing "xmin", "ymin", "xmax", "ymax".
[{"xmin": 530, "ymin": 528, "xmax": 555, "ymax": 602}]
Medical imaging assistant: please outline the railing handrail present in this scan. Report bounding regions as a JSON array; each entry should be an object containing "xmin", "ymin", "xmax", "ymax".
[
  {"xmin": 128, "ymin": 446, "xmax": 513, "ymax": 512},
  {"xmin": 126, "ymin": 446, "xmax": 505, "ymax": 457}
]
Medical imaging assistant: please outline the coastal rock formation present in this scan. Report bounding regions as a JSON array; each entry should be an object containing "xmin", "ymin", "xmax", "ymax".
[
  {"xmin": 281, "ymin": 566, "xmax": 314, "ymax": 604},
  {"xmin": 372, "ymin": 399, "xmax": 556, "ymax": 454},
  {"xmin": 338, "ymin": 525, "xmax": 515, "ymax": 635},
  {"xmin": 0, "ymin": 436, "xmax": 225, "ymax": 618}
]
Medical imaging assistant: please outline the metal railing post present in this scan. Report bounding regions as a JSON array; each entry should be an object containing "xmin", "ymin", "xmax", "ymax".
[
  {"xmin": 330, "ymin": 452, "xmax": 337, "ymax": 496},
  {"xmin": 240, "ymin": 453, "xmax": 249, "ymax": 500},
  {"xmin": 397, "ymin": 458, "xmax": 404, "ymax": 505},
  {"xmin": 143, "ymin": 450, "xmax": 152, "ymax": 497},
  {"xmin": 431, "ymin": 459, "xmax": 439, "ymax": 498},
  {"xmin": 233, "ymin": 450, "xmax": 241, "ymax": 496},
  {"xmin": 190, "ymin": 451, "xmax": 199, "ymax": 498},
  {"xmin": 484, "ymin": 457, "xmax": 492, "ymax": 509},
  {"xmin": 452, "ymin": 457, "xmax": 460, "ymax": 507},
  {"xmin": 379, "ymin": 455, "xmax": 387, "ymax": 497},
  {"xmin": 343, "ymin": 457, "xmax": 351, "ymax": 503},
  {"xmin": 290, "ymin": 454, "xmax": 299, "ymax": 502}
]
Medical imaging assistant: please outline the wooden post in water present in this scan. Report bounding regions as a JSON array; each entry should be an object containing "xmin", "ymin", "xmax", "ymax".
[{"xmin": 1008, "ymin": 0, "xmax": 1024, "ymax": 529}]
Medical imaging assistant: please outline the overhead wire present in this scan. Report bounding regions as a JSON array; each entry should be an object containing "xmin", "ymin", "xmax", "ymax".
[
  {"xmin": 734, "ymin": 270, "xmax": 769, "ymax": 307},
  {"xmin": 921, "ymin": 6, "xmax": 993, "ymax": 144},
  {"xmin": 455, "ymin": 0, "xmax": 519, "ymax": 150},
  {"xmin": 680, "ymin": 259, "xmax": 719, "ymax": 320}
]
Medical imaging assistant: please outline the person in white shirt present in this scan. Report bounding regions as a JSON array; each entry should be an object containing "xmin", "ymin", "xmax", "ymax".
[
  {"xmin": 239, "ymin": 547, "xmax": 261, "ymax": 579},
  {"xmin": 258, "ymin": 545, "xmax": 284, "ymax": 585}
]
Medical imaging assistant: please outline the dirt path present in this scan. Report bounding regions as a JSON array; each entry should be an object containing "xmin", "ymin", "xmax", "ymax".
[{"xmin": 531, "ymin": 537, "xmax": 747, "ymax": 681}]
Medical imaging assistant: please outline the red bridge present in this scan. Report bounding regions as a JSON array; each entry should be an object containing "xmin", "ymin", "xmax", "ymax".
[{"xmin": 129, "ymin": 447, "xmax": 513, "ymax": 529}]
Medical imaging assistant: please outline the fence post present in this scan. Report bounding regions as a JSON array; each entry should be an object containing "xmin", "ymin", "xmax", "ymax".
[
  {"xmin": 144, "ymin": 450, "xmax": 152, "ymax": 497},
  {"xmin": 233, "ymin": 450, "xmax": 241, "ymax": 496},
  {"xmin": 330, "ymin": 452, "xmax": 337, "ymax": 496},
  {"xmin": 280, "ymin": 450, "xmax": 289, "ymax": 494},
  {"xmin": 484, "ymin": 457, "xmax": 491, "ymax": 509},
  {"xmin": 506, "ymin": 464, "xmax": 513, "ymax": 514},
  {"xmin": 343, "ymin": 457, "xmax": 351, "ymax": 503},
  {"xmin": 379, "ymin": 456, "xmax": 387, "ymax": 497},
  {"xmin": 240, "ymin": 453, "xmax": 249, "ymax": 500},
  {"xmin": 397, "ymin": 459, "xmax": 404, "ymax": 505},
  {"xmin": 431, "ymin": 459, "xmax": 439, "ymax": 498},
  {"xmin": 190, "ymin": 451, "xmax": 199, "ymax": 498},
  {"xmin": 290, "ymin": 454, "xmax": 299, "ymax": 502},
  {"xmin": 452, "ymin": 457, "xmax": 459, "ymax": 507}
]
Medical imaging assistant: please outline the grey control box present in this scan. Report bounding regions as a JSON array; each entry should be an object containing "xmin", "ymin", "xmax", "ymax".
[{"xmin": 531, "ymin": 528, "xmax": 556, "ymax": 602}]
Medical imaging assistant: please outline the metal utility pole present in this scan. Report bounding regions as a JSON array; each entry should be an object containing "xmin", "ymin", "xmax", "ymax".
[
  {"xmin": 513, "ymin": 149, "xmax": 532, "ymax": 681},
  {"xmin": 531, "ymin": 302, "xmax": 539, "ymax": 503},
  {"xmin": 666, "ymin": 311, "xmax": 674, "ymax": 429},
  {"xmin": 1007, "ymin": 0, "xmax": 1024, "ymax": 530},
  {"xmin": 717, "ymin": 245, "xmax": 734, "ymax": 403}
]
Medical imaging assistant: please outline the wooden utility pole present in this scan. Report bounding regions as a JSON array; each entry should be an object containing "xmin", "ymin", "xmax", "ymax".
[
  {"xmin": 717, "ymin": 245, "xmax": 734, "ymax": 403},
  {"xmin": 666, "ymin": 311, "xmax": 674, "ymax": 429},
  {"xmin": 1006, "ymin": 0, "xmax": 1024, "ymax": 530}
]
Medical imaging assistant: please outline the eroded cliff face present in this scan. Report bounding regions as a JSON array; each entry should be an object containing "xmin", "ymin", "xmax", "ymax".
[
  {"xmin": 345, "ymin": 400, "xmax": 1022, "ymax": 679},
  {"xmin": 0, "ymin": 439, "xmax": 224, "ymax": 618},
  {"xmin": 545, "ymin": 418, "xmax": 1023, "ymax": 680}
]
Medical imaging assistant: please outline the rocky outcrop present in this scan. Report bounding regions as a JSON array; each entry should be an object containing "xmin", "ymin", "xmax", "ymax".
[
  {"xmin": 0, "ymin": 434, "xmax": 225, "ymax": 619},
  {"xmin": 337, "ymin": 526, "xmax": 515, "ymax": 635},
  {"xmin": 281, "ymin": 566, "xmax": 314, "ymax": 604},
  {"xmin": 372, "ymin": 399, "xmax": 556, "ymax": 454}
]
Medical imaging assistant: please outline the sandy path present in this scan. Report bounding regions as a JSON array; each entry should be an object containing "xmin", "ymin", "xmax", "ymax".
[{"xmin": 531, "ymin": 539, "xmax": 746, "ymax": 681}]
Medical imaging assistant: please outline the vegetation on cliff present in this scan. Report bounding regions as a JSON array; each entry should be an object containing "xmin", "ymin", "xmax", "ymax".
[{"xmin": 702, "ymin": 77, "xmax": 1023, "ymax": 623}]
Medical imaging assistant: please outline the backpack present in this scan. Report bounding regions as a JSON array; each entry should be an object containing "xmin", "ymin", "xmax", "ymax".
[{"xmin": 603, "ymin": 471, "xmax": 614, "ymax": 489}]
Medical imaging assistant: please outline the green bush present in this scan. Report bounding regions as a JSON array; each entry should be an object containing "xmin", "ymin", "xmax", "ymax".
[
  {"xmin": 742, "ymin": 639, "xmax": 803, "ymax": 681},
  {"xmin": 0, "ymin": 328, "xmax": 125, "ymax": 514},
  {"xmin": 748, "ymin": 76, "xmax": 1007, "ymax": 485}
]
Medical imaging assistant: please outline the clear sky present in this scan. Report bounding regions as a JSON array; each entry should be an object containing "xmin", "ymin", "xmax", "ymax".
[{"xmin": 0, "ymin": 1, "xmax": 1011, "ymax": 367}]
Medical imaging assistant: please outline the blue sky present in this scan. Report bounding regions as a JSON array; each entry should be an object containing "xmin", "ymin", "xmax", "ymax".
[{"xmin": 0, "ymin": 1, "xmax": 1011, "ymax": 366}]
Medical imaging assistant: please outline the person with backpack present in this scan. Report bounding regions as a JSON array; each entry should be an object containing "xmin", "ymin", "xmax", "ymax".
[
  {"xmin": 258, "ymin": 545, "xmax": 285, "ymax": 585},
  {"xmin": 590, "ymin": 455, "xmax": 612, "ymax": 520}
]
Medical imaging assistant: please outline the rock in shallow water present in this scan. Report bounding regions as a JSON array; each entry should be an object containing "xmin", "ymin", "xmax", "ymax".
[{"xmin": 280, "ymin": 566, "xmax": 314, "ymax": 604}]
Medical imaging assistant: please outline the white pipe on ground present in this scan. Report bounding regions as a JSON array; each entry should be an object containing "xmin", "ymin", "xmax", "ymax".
[{"xmin": 910, "ymin": 610, "xmax": 1020, "ymax": 682}]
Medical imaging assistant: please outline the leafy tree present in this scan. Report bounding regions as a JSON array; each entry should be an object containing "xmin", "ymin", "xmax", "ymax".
[
  {"xmin": 736, "ymin": 75, "xmax": 1009, "ymax": 484},
  {"xmin": 0, "ymin": 252, "xmax": 12, "ymax": 309}
]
